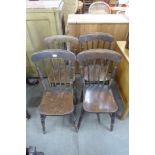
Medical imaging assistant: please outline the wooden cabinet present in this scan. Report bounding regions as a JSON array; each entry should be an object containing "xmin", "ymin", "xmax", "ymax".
[
  {"xmin": 26, "ymin": 0, "xmax": 64, "ymax": 77},
  {"xmin": 67, "ymin": 14, "xmax": 129, "ymax": 51},
  {"xmin": 115, "ymin": 41, "xmax": 129, "ymax": 119}
]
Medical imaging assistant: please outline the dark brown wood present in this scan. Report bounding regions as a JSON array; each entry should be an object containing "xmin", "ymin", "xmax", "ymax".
[
  {"xmin": 31, "ymin": 50, "xmax": 77, "ymax": 133},
  {"xmin": 40, "ymin": 114, "xmax": 46, "ymax": 134},
  {"xmin": 110, "ymin": 112, "xmax": 116, "ymax": 131},
  {"xmin": 77, "ymin": 49, "xmax": 121, "ymax": 131},
  {"xmin": 39, "ymin": 91, "xmax": 74, "ymax": 115},
  {"xmin": 77, "ymin": 106, "xmax": 85, "ymax": 130},
  {"xmin": 77, "ymin": 49, "xmax": 121, "ymax": 84}
]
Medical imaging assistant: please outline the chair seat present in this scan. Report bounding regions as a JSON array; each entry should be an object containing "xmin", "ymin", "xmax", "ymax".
[
  {"xmin": 83, "ymin": 85, "xmax": 118, "ymax": 113},
  {"xmin": 39, "ymin": 91, "xmax": 74, "ymax": 115}
]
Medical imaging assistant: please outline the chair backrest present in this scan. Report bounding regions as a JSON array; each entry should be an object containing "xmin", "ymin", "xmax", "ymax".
[
  {"xmin": 88, "ymin": 2, "xmax": 111, "ymax": 14},
  {"xmin": 44, "ymin": 35, "xmax": 79, "ymax": 52},
  {"xmin": 79, "ymin": 32, "xmax": 113, "ymax": 51},
  {"xmin": 31, "ymin": 49, "xmax": 76, "ymax": 90},
  {"xmin": 77, "ymin": 49, "xmax": 121, "ymax": 85}
]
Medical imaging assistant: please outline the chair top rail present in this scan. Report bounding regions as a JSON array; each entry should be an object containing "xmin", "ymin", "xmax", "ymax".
[
  {"xmin": 77, "ymin": 49, "xmax": 121, "ymax": 63},
  {"xmin": 31, "ymin": 49, "xmax": 76, "ymax": 63},
  {"xmin": 44, "ymin": 35, "xmax": 79, "ymax": 46},
  {"xmin": 79, "ymin": 32, "xmax": 113, "ymax": 43}
]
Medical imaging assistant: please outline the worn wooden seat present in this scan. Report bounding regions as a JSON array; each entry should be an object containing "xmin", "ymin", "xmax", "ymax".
[
  {"xmin": 77, "ymin": 49, "xmax": 121, "ymax": 131},
  {"xmin": 88, "ymin": 1, "xmax": 111, "ymax": 14},
  {"xmin": 31, "ymin": 49, "xmax": 77, "ymax": 134},
  {"xmin": 39, "ymin": 91, "xmax": 74, "ymax": 115}
]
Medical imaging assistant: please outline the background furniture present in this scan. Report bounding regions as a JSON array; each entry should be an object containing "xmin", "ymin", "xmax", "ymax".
[
  {"xmin": 88, "ymin": 1, "xmax": 111, "ymax": 14},
  {"xmin": 31, "ymin": 49, "xmax": 77, "ymax": 133},
  {"xmin": 26, "ymin": 0, "xmax": 64, "ymax": 77},
  {"xmin": 67, "ymin": 14, "xmax": 129, "ymax": 51},
  {"xmin": 77, "ymin": 49, "xmax": 122, "ymax": 131},
  {"xmin": 115, "ymin": 41, "xmax": 129, "ymax": 119},
  {"xmin": 62, "ymin": 0, "xmax": 78, "ymax": 24}
]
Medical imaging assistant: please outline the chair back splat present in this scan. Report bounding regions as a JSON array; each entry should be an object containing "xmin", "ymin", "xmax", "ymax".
[
  {"xmin": 31, "ymin": 49, "xmax": 76, "ymax": 90},
  {"xmin": 79, "ymin": 32, "xmax": 113, "ymax": 51},
  {"xmin": 77, "ymin": 49, "xmax": 122, "ymax": 86}
]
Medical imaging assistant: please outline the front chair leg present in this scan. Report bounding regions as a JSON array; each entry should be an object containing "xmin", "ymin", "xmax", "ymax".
[
  {"xmin": 40, "ymin": 114, "xmax": 46, "ymax": 134},
  {"xmin": 110, "ymin": 112, "xmax": 116, "ymax": 131},
  {"xmin": 77, "ymin": 107, "xmax": 85, "ymax": 130}
]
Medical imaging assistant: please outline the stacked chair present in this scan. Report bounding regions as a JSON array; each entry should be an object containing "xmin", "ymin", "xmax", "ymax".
[{"xmin": 31, "ymin": 33, "xmax": 122, "ymax": 134}]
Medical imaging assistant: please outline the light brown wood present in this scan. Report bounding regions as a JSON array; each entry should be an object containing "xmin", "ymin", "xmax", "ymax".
[
  {"xmin": 115, "ymin": 41, "xmax": 129, "ymax": 119},
  {"xmin": 67, "ymin": 14, "xmax": 129, "ymax": 50}
]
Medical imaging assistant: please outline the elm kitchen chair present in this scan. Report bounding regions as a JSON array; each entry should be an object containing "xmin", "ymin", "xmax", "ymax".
[
  {"xmin": 31, "ymin": 49, "xmax": 77, "ymax": 134},
  {"xmin": 88, "ymin": 1, "xmax": 111, "ymax": 14},
  {"xmin": 77, "ymin": 49, "xmax": 122, "ymax": 131}
]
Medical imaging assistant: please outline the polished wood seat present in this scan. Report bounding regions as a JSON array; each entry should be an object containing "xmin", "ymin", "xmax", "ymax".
[
  {"xmin": 83, "ymin": 85, "xmax": 118, "ymax": 113},
  {"xmin": 77, "ymin": 49, "xmax": 122, "ymax": 131},
  {"xmin": 31, "ymin": 49, "xmax": 77, "ymax": 134},
  {"xmin": 39, "ymin": 90, "xmax": 74, "ymax": 115}
]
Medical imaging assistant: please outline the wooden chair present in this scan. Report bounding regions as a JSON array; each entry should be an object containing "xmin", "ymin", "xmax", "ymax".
[
  {"xmin": 44, "ymin": 35, "xmax": 79, "ymax": 53},
  {"xmin": 31, "ymin": 49, "xmax": 77, "ymax": 133},
  {"xmin": 88, "ymin": 1, "xmax": 111, "ymax": 14},
  {"xmin": 79, "ymin": 32, "xmax": 113, "ymax": 83},
  {"xmin": 44, "ymin": 35, "xmax": 79, "ymax": 84},
  {"xmin": 77, "ymin": 49, "xmax": 122, "ymax": 131}
]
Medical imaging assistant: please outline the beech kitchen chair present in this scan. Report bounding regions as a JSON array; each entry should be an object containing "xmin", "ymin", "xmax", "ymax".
[
  {"xmin": 77, "ymin": 49, "xmax": 121, "ymax": 131},
  {"xmin": 88, "ymin": 1, "xmax": 111, "ymax": 14},
  {"xmin": 31, "ymin": 49, "xmax": 77, "ymax": 134}
]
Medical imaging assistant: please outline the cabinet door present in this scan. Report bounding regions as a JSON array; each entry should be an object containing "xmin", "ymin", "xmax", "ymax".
[{"xmin": 26, "ymin": 11, "xmax": 61, "ymax": 77}]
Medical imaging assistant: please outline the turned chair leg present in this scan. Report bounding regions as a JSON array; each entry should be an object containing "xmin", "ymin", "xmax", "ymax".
[
  {"xmin": 96, "ymin": 113, "xmax": 100, "ymax": 123},
  {"xmin": 110, "ymin": 112, "xmax": 116, "ymax": 131},
  {"xmin": 40, "ymin": 114, "xmax": 46, "ymax": 134},
  {"xmin": 77, "ymin": 107, "xmax": 85, "ymax": 130},
  {"xmin": 70, "ymin": 112, "xmax": 78, "ymax": 132}
]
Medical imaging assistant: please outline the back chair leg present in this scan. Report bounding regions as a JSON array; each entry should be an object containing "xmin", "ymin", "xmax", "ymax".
[
  {"xmin": 77, "ymin": 107, "xmax": 85, "ymax": 130},
  {"xmin": 110, "ymin": 112, "xmax": 116, "ymax": 131},
  {"xmin": 96, "ymin": 113, "xmax": 100, "ymax": 123},
  {"xmin": 40, "ymin": 114, "xmax": 46, "ymax": 134}
]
